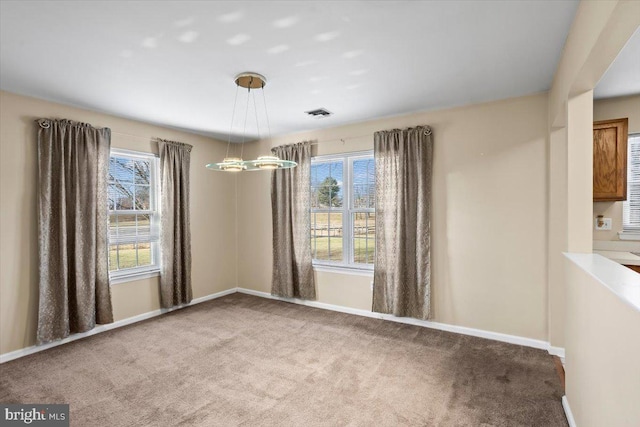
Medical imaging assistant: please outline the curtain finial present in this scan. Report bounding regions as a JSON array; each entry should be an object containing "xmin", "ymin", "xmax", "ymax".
[{"xmin": 36, "ymin": 119, "xmax": 51, "ymax": 129}]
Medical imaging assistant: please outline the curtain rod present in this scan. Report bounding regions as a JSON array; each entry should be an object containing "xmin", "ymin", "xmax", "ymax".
[
  {"xmin": 309, "ymin": 133, "xmax": 372, "ymax": 146},
  {"xmin": 111, "ymin": 131, "xmax": 151, "ymax": 140},
  {"xmin": 307, "ymin": 125, "xmax": 431, "ymax": 145},
  {"xmin": 111, "ymin": 131, "xmax": 162, "ymax": 141},
  {"xmin": 111, "ymin": 130, "xmax": 374, "ymax": 146},
  {"xmin": 112, "ymin": 131, "xmax": 189, "ymax": 146}
]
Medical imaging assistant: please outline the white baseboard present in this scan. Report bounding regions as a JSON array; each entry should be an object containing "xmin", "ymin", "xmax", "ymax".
[
  {"xmin": 562, "ymin": 396, "xmax": 576, "ymax": 427},
  {"xmin": 548, "ymin": 345, "xmax": 566, "ymax": 365},
  {"xmin": 2, "ymin": 286, "xmax": 567, "ymax": 364},
  {"xmin": 236, "ymin": 288, "xmax": 562, "ymax": 354},
  {"xmin": 0, "ymin": 287, "xmax": 236, "ymax": 364}
]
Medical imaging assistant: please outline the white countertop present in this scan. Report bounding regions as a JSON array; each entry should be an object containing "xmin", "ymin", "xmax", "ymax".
[
  {"xmin": 592, "ymin": 240, "xmax": 640, "ymax": 252},
  {"xmin": 592, "ymin": 240, "xmax": 640, "ymax": 266},
  {"xmin": 593, "ymin": 250, "xmax": 640, "ymax": 266},
  {"xmin": 565, "ymin": 253, "xmax": 640, "ymax": 313}
]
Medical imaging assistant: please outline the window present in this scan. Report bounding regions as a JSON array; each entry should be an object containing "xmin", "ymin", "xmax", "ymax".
[
  {"xmin": 622, "ymin": 133, "xmax": 640, "ymax": 237},
  {"xmin": 108, "ymin": 149, "xmax": 161, "ymax": 281},
  {"xmin": 310, "ymin": 151, "xmax": 375, "ymax": 269}
]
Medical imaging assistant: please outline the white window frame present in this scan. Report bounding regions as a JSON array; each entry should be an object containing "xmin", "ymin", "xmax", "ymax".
[
  {"xmin": 108, "ymin": 148, "xmax": 161, "ymax": 284},
  {"xmin": 620, "ymin": 133, "xmax": 640, "ymax": 241},
  {"xmin": 311, "ymin": 150, "xmax": 375, "ymax": 273}
]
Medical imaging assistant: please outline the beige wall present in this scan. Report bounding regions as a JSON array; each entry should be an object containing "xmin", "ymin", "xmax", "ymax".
[
  {"xmin": 546, "ymin": 1, "xmax": 640, "ymax": 425},
  {"xmin": 593, "ymin": 95, "xmax": 640, "ymax": 240},
  {"xmin": 238, "ymin": 93, "xmax": 550, "ymax": 340},
  {"xmin": 0, "ymin": 91, "xmax": 237, "ymax": 354},
  {"xmin": 564, "ymin": 257, "xmax": 640, "ymax": 426},
  {"xmin": 546, "ymin": 0, "xmax": 640, "ymax": 349},
  {"xmin": 567, "ymin": 90, "xmax": 594, "ymax": 252},
  {"xmin": 547, "ymin": 126, "xmax": 569, "ymax": 347}
]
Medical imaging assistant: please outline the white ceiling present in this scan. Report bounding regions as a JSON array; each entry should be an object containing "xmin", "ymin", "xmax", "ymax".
[
  {"xmin": 0, "ymin": 1, "xmax": 582, "ymax": 141},
  {"xmin": 594, "ymin": 28, "xmax": 640, "ymax": 100}
]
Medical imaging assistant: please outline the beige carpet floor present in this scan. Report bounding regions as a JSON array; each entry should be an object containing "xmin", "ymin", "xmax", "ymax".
[{"xmin": 1, "ymin": 293, "xmax": 567, "ymax": 426}]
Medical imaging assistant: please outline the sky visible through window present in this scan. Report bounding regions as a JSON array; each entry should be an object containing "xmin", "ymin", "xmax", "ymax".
[
  {"xmin": 310, "ymin": 159, "xmax": 374, "ymax": 207},
  {"xmin": 311, "ymin": 161, "xmax": 343, "ymax": 208},
  {"xmin": 352, "ymin": 158, "xmax": 375, "ymax": 209}
]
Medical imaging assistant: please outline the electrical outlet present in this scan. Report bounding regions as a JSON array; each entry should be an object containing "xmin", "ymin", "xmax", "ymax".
[{"xmin": 595, "ymin": 217, "xmax": 612, "ymax": 231}]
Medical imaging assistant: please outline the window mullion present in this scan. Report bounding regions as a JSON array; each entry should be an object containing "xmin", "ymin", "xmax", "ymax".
[
  {"xmin": 115, "ymin": 214, "xmax": 120, "ymax": 271},
  {"xmin": 365, "ymin": 212, "xmax": 368, "ymax": 264},
  {"xmin": 135, "ymin": 213, "xmax": 139, "ymax": 266},
  {"xmin": 112, "ymin": 210, "xmax": 154, "ymax": 215},
  {"xmin": 313, "ymin": 211, "xmax": 317, "ymax": 259},
  {"xmin": 345, "ymin": 157, "xmax": 352, "ymax": 265}
]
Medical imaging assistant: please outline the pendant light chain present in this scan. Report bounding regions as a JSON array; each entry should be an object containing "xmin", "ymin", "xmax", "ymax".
[
  {"xmin": 261, "ymin": 82, "xmax": 272, "ymax": 142},
  {"xmin": 240, "ymin": 85, "xmax": 251, "ymax": 161},
  {"xmin": 252, "ymin": 89, "xmax": 261, "ymax": 142},
  {"xmin": 225, "ymin": 84, "xmax": 240, "ymax": 159}
]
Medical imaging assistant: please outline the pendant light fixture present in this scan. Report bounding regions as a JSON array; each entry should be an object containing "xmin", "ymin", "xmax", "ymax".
[{"xmin": 206, "ymin": 72, "xmax": 297, "ymax": 172}]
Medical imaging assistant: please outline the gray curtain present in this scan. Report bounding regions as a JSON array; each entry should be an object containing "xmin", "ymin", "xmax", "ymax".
[
  {"xmin": 158, "ymin": 139, "xmax": 193, "ymax": 308},
  {"xmin": 271, "ymin": 142, "xmax": 316, "ymax": 299},
  {"xmin": 36, "ymin": 118, "xmax": 113, "ymax": 345},
  {"xmin": 373, "ymin": 126, "xmax": 433, "ymax": 320}
]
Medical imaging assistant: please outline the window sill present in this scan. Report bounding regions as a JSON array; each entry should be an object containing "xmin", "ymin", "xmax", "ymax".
[
  {"xmin": 618, "ymin": 231, "xmax": 640, "ymax": 241},
  {"xmin": 109, "ymin": 269, "xmax": 160, "ymax": 285},
  {"xmin": 312, "ymin": 264, "xmax": 374, "ymax": 276}
]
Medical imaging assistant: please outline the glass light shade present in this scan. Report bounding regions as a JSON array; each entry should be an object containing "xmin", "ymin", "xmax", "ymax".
[
  {"xmin": 247, "ymin": 155, "xmax": 297, "ymax": 171},
  {"xmin": 255, "ymin": 156, "xmax": 281, "ymax": 170},
  {"xmin": 206, "ymin": 157, "xmax": 247, "ymax": 172}
]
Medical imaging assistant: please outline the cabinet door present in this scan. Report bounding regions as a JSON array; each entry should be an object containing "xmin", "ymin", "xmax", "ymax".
[{"xmin": 593, "ymin": 118, "xmax": 628, "ymax": 201}]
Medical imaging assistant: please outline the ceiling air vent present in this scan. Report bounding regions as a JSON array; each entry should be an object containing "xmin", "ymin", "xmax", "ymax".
[{"xmin": 305, "ymin": 108, "xmax": 332, "ymax": 118}]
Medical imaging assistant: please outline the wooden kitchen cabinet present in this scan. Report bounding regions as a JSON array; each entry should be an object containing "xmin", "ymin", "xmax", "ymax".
[
  {"xmin": 593, "ymin": 117, "xmax": 628, "ymax": 201},
  {"xmin": 624, "ymin": 265, "xmax": 640, "ymax": 274}
]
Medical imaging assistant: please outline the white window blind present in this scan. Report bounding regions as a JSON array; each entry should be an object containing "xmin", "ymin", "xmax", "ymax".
[{"xmin": 623, "ymin": 134, "xmax": 640, "ymax": 232}]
